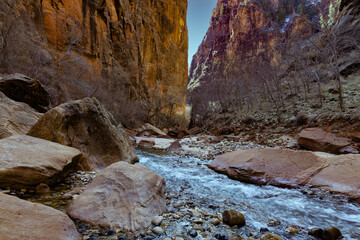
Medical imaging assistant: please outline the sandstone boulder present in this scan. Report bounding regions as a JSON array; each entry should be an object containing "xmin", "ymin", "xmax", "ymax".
[
  {"xmin": 138, "ymin": 139, "xmax": 156, "ymax": 148},
  {"xmin": 0, "ymin": 193, "xmax": 80, "ymax": 240},
  {"xmin": 0, "ymin": 73, "xmax": 51, "ymax": 112},
  {"xmin": 208, "ymin": 148, "xmax": 327, "ymax": 187},
  {"xmin": 298, "ymin": 128, "xmax": 351, "ymax": 154},
  {"xmin": 308, "ymin": 154, "xmax": 360, "ymax": 202},
  {"xmin": 166, "ymin": 140, "xmax": 182, "ymax": 151},
  {"xmin": 67, "ymin": 162, "xmax": 166, "ymax": 233},
  {"xmin": 209, "ymin": 149, "xmax": 360, "ymax": 201},
  {"xmin": 28, "ymin": 98, "xmax": 138, "ymax": 170},
  {"xmin": 0, "ymin": 92, "xmax": 42, "ymax": 139},
  {"xmin": 137, "ymin": 123, "xmax": 167, "ymax": 137},
  {"xmin": 0, "ymin": 135, "xmax": 88, "ymax": 189}
]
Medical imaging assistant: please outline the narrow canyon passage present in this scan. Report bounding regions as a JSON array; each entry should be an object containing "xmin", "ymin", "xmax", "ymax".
[{"xmin": 139, "ymin": 150, "xmax": 360, "ymax": 239}]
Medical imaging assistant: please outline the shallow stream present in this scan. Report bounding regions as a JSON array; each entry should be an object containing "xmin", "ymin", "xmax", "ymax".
[{"xmin": 139, "ymin": 150, "xmax": 360, "ymax": 240}]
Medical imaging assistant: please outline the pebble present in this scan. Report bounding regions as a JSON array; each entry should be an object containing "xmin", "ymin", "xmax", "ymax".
[
  {"xmin": 152, "ymin": 227, "xmax": 164, "ymax": 235},
  {"xmin": 260, "ymin": 233, "xmax": 282, "ymax": 240},
  {"xmin": 173, "ymin": 201, "xmax": 185, "ymax": 208},
  {"xmin": 188, "ymin": 229, "xmax": 198, "ymax": 237},
  {"xmin": 286, "ymin": 227, "xmax": 298, "ymax": 234},
  {"xmin": 193, "ymin": 218, "xmax": 204, "ymax": 224},
  {"xmin": 211, "ymin": 218, "xmax": 220, "ymax": 226},
  {"xmin": 151, "ymin": 216, "xmax": 163, "ymax": 225}
]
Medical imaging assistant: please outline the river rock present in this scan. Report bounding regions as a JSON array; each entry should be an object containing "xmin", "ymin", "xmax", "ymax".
[
  {"xmin": 209, "ymin": 149, "xmax": 328, "ymax": 187},
  {"xmin": 308, "ymin": 154, "xmax": 360, "ymax": 202},
  {"xmin": 222, "ymin": 209, "xmax": 245, "ymax": 227},
  {"xmin": 137, "ymin": 123, "xmax": 167, "ymax": 137},
  {"xmin": 322, "ymin": 226, "xmax": 342, "ymax": 240},
  {"xmin": 260, "ymin": 233, "xmax": 282, "ymax": 240},
  {"xmin": 298, "ymin": 128, "xmax": 351, "ymax": 154},
  {"xmin": 152, "ymin": 227, "xmax": 164, "ymax": 235},
  {"xmin": 0, "ymin": 73, "xmax": 51, "ymax": 112},
  {"xmin": 27, "ymin": 97, "xmax": 138, "ymax": 170},
  {"xmin": 308, "ymin": 228, "xmax": 323, "ymax": 238},
  {"xmin": 0, "ymin": 92, "xmax": 42, "ymax": 139},
  {"xmin": 138, "ymin": 139, "xmax": 156, "ymax": 148},
  {"xmin": 67, "ymin": 162, "xmax": 166, "ymax": 233},
  {"xmin": 0, "ymin": 193, "xmax": 80, "ymax": 240},
  {"xmin": 152, "ymin": 216, "xmax": 163, "ymax": 225},
  {"xmin": 0, "ymin": 135, "xmax": 88, "ymax": 189},
  {"xmin": 166, "ymin": 140, "xmax": 182, "ymax": 151}
]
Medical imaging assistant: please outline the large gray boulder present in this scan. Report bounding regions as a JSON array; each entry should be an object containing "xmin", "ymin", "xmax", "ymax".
[
  {"xmin": 68, "ymin": 162, "xmax": 166, "ymax": 233},
  {"xmin": 0, "ymin": 135, "xmax": 88, "ymax": 189},
  {"xmin": 0, "ymin": 193, "xmax": 80, "ymax": 240},
  {"xmin": 0, "ymin": 92, "xmax": 42, "ymax": 139},
  {"xmin": 28, "ymin": 98, "xmax": 138, "ymax": 170}
]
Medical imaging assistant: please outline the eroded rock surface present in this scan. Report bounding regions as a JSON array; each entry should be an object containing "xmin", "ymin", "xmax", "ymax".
[
  {"xmin": 67, "ymin": 162, "xmax": 166, "ymax": 233},
  {"xmin": 308, "ymin": 154, "xmax": 360, "ymax": 202},
  {"xmin": 0, "ymin": 135, "xmax": 88, "ymax": 189},
  {"xmin": 209, "ymin": 148, "xmax": 360, "ymax": 201},
  {"xmin": 0, "ymin": 193, "xmax": 80, "ymax": 240},
  {"xmin": 298, "ymin": 128, "xmax": 351, "ymax": 154},
  {"xmin": 209, "ymin": 148, "xmax": 327, "ymax": 187},
  {"xmin": 28, "ymin": 98, "xmax": 138, "ymax": 170},
  {"xmin": 0, "ymin": 92, "xmax": 42, "ymax": 139}
]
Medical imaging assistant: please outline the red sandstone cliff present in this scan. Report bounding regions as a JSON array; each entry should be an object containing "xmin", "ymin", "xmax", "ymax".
[
  {"xmin": 188, "ymin": 0, "xmax": 326, "ymax": 94},
  {"xmin": 1, "ymin": 0, "xmax": 188, "ymax": 125}
]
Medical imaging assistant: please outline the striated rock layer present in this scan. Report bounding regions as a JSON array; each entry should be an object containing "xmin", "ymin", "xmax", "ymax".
[{"xmin": 13, "ymin": 0, "xmax": 188, "ymax": 114}]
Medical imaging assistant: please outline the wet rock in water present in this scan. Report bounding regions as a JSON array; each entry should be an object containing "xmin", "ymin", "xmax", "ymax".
[
  {"xmin": 67, "ymin": 162, "xmax": 166, "ymax": 233},
  {"xmin": 151, "ymin": 216, "xmax": 163, "ymax": 225},
  {"xmin": 260, "ymin": 227, "xmax": 269, "ymax": 232},
  {"xmin": 166, "ymin": 140, "xmax": 182, "ymax": 151},
  {"xmin": 286, "ymin": 227, "xmax": 298, "ymax": 234},
  {"xmin": 188, "ymin": 229, "xmax": 198, "ymax": 237},
  {"xmin": 260, "ymin": 233, "xmax": 282, "ymax": 240},
  {"xmin": 0, "ymin": 73, "xmax": 51, "ymax": 112},
  {"xmin": 297, "ymin": 128, "xmax": 351, "ymax": 154},
  {"xmin": 222, "ymin": 209, "xmax": 245, "ymax": 227},
  {"xmin": 152, "ymin": 227, "xmax": 164, "ymax": 235},
  {"xmin": 28, "ymin": 97, "xmax": 138, "ymax": 170},
  {"xmin": 36, "ymin": 183, "xmax": 50, "ymax": 194},
  {"xmin": 211, "ymin": 218, "xmax": 220, "ymax": 226},
  {"xmin": 0, "ymin": 193, "xmax": 80, "ymax": 240},
  {"xmin": 0, "ymin": 92, "xmax": 42, "ymax": 139},
  {"xmin": 322, "ymin": 226, "xmax": 342, "ymax": 240},
  {"xmin": 138, "ymin": 139, "xmax": 156, "ymax": 148},
  {"xmin": 0, "ymin": 135, "xmax": 87, "ymax": 190},
  {"xmin": 209, "ymin": 148, "xmax": 328, "ymax": 188},
  {"xmin": 308, "ymin": 228, "xmax": 323, "ymax": 238},
  {"xmin": 214, "ymin": 233, "xmax": 228, "ymax": 240},
  {"xmin": 308, "ymin": 154, "xmax": 360, "ymax": 203}
]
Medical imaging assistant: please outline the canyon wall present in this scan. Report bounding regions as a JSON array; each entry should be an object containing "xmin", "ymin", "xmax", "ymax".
[
  {"xmin": 4, "ymin": 0, "xmax": 188, "ymax": 124},
  {"xmin": 188, "ymin": 0, "xmax": 325, "ymax": 95}
]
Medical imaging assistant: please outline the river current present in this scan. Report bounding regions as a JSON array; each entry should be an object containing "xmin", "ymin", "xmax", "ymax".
[{"xmin": 139, "ymin": 150, "xmax": 360, "ymax": 239}]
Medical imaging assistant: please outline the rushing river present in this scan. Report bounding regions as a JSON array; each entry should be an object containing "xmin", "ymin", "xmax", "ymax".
[{"xmin": 139, "ymin": 150, "xmax": 360, "ymax": 240}]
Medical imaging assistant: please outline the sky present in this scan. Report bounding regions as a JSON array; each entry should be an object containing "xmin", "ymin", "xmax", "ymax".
[{"xmin": 187, "ymin": 0, "xmax": 218, "ymax": 66}]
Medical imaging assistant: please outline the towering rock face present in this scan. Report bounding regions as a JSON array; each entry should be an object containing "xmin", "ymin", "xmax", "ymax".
[
  {"xmin": 188, "ymin": 0, "xmax": 324, "ymax": 94},
  {"xmin": 9, "ymin": 0, "xmax": 188, "ymax": 117}
]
